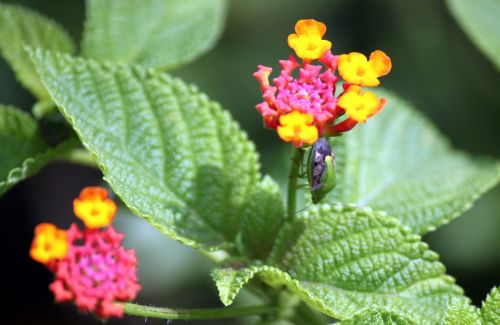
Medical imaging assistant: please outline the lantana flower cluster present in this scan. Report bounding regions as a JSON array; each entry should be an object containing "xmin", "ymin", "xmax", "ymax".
[
  {"xmin": 29, "ymin": 187, "xmax": 140, "ymax": 319},
  {"xmin": 254, "ymin": 19, "xmax": 392, "ymax": 147}
]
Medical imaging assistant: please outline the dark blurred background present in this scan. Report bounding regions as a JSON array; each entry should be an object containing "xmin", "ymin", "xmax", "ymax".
[{"xmin": 1, "ymin": 0, "xmax": 499, "ymax": 324}]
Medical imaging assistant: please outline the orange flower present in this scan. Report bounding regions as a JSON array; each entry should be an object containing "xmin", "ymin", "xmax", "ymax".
[
  {"xmin": 287, "ymin": 19, "xmax": 332, "ymax": 61},
  {"xmin": 338, "ymin": 50, "xmax": 392, "ymax": 86},
  {"xmin": 338, "ymin": 86, "xmax": 386, "ymax": 122},
  {"xmin": 73, "ymin": 187, "xmax": 117, "ymax": 229},
  {"xmin": 277, "ymin": 111, "xmax": 319, "ymax": 147},
  {"xmin": 30, "ymin": 223, "xmax": 68, "ymax": 264}
]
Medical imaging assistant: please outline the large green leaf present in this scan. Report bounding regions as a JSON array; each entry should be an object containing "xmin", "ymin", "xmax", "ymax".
[
  {"xmin": 339, "ymin": 308, "xmax": 419, "ymax": 325},
  {"xmin": 82, "ymin": 0, "xmax": 227, "ymax": 70},
  {"xmin": 446, "ymin": 0, "xmax": 500, "ymax": 70},
  {"xmin": 31, "ymin": 50, "xmax": 260, "ymax": 250},
  {"xmin": 481, "ymin": 286, "xmax": 500, "ymax": 324},
  {"xmin": 340, "ymin": 302, "xmax": 482, "ymax": 325},
  {"xmin": 0, "ymin": 3, "xmax": 75, "ymax": 99},
  {"xmin": 329, "ymin": 90, "xmax": 500, "ymax": 234},
  {"xmin": 212, "ymin": 204, "xmax": 469, "ymax": 323},
  {"xmin": 338, "ymin": 301, "xmax": 482, "ymax": 325},
  {"xmin": 0, "ymin": 105, "xmax": 75, "ymax": 196}
]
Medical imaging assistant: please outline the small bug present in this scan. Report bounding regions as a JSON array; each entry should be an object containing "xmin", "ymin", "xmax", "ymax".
[{"xmin": 307, "ymin": 137, "xmax": 337, "ymax": 203}]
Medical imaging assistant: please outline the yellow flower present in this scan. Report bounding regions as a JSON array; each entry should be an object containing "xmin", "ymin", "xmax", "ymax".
[
  {"xmin": 288, "ymin": 19, "xmax": 332, "ymax": 61},
  {"xmin": 277, "ymin": 111, "xmax": 319, "ymax": 147},
  {"xmin": 338, "ymin": 86, "xmax": 385, "ymax": 123},
  {"xmin": 73, "ymin": 187, "xmax": 117, "ymax": 229},
  {"xmin": 338, "ymin": 50, "xmax": 392, "ymax": 86},
  {"xmin": 30, "ymin": 223, "xmax": 68, "ymax": 264}
]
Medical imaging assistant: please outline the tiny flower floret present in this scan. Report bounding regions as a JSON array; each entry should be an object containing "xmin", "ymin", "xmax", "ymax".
[
  {"xmin": 30, "ymin": 223, "xmax": 68, "ymax": 264},
  {"xmin": 73, "ymin": 187, "xmax": 117, "ymax": 229},
  {"xmin": 277, "ymin": 111, "xmax": 318, "ymax": 147},
  {"xmin": 49, "ymin": 224, "xmax": 141, "ymax": 319},
  {"xmin": 338, "ymin": 50, "xmax": 392, "ymax": 87},
  {"xmin": 288, "ymin": 19, "xmax": 332, "ymax": 61},
  {"xmin": 338, "ymin": 86, "xmax": 386, "ymax": 123}
]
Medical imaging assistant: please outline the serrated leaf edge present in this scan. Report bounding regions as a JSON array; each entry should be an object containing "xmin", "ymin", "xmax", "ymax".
[
  {"xmin": 0, "ymin": 137, "xmax": 77, "ymax": 196},
  {"xmin": 29, "ymin": 48, "xmax": 263, "ymax": 251}
]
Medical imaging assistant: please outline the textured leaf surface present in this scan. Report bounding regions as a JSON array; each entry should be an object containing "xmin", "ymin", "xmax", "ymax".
[
  {"xmin": 82, "ymin": 0, "xmax": 227, "ymax": 70},
  {"xmin": 329, "ymin": 90, "xmax": 500, "ymax": 234},
  {"xmin": 0, "ymin": 3, "xmax": 75, "ymax": 99},
  {"xmin": 31, "ymin": 50, "xmax": 260, "ymax": 250},
  {"xmin": 213, "ymin": 204, "xmax": 468, "ymax": 323},
  {"xmin": 0, "ymin": 105, "xmax": 75, "ymax": 196},
  {"xmin": 239, "ymin": 176, "xmax": 285, "ymax": 259},
  {"xmin": 446, "ymin": 0, "xmax": 500, "ymax": 69},
  {"xmin": 443, "ymin": 298, "xmax": 481, "ymax": 325},
  {"xmin": 481, "ymin": 286, "xmax": 500, "ymax": 324},
  {"xmin": 339, "ymin": 308, "xmax": 419, "ymax": 325}
]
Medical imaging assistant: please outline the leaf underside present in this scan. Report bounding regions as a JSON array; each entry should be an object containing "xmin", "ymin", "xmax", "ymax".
[
  {"xmin": 82, "ymin": 0, "xmax": 227, "ymax": 70},
  {"xmin": 329, "ymin": 89, "xmax": 500, "ymax": 234}
]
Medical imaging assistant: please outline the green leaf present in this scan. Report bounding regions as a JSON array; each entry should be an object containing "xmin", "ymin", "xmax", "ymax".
[
  {"xmin": 238, "ymin": 176, "xmax": 285, "ymax": 259},
  {"xmin": 446, "ymin": 0, "xmax": 500, "ymax": 70},
  {"xmin": 329, "ymin": 90, "xmax": 500, "ymax": 234},
  {"xmin": 481, "ymin": 286, "xmax": 500, "ymax": 324},
  {"xmin": 0, "ymin": 105, "xmax": 46, "ymax": 180},
  {"xmin": 212, "ymin": 204, "xmax": 469, "ymax": 323},
  {"xmin": 82, "ymin": 0, "xmax": 227, "ymax": 70},
  {"xmin": 339, "ymin": 308, "xmax": 419, "ymax": 325},
  {"xmin": 30, "ymin": 50, "xmax": 260, "ymax": 250},
  {"xmin": 0, "ymin": 105, "xmax": 75, "ymax": 196},
  {"xmin": 443, "ymin": 298, "xmax": 481, "ymax": 325},
  {"xmin": 0, "ymin": 3, "xmax": 75, "ymax": 99},
  {"xmin": 341, "ymin": 302, "xmax": 482, "ymax": 325}
]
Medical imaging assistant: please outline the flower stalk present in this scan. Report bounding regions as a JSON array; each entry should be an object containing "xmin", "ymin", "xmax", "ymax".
[
  {"xmin": 287, "ymin": 148, "xmax": 305, "ymax": 219},
  {"xmin": 122, "ymin": 303, "xmax": 276, "ymax": 320}
]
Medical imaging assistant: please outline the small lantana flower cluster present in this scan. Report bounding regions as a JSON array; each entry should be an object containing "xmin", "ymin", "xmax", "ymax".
[
  {"xmin": 30, "ymin": 187, "xmax": 140, "ymax": 319},
  {"xmin": 254, "ymin": 19, "xmax": 392, "ymax": 147}
]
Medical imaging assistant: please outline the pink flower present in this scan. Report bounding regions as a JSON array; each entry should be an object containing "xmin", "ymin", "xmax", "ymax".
[
  {"xmin": 254, "ymin": 19, "xmax": 392, "ymax": 147},
  {"xmin": 254, "ymin": 51, "xmax": 339, "ymax": 136},
  {"xmin": 48, "ymin": 224, "xmax": 141, "ymax": 319}
]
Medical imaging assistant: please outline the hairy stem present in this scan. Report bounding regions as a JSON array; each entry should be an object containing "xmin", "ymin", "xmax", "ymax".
[
  {"xmin": 122, "ymin": 303, "xmax": 275, "ymax": 320},
  {"xmin": 287, "ymin": 148, "xmax": 305, "ymax": 219}
]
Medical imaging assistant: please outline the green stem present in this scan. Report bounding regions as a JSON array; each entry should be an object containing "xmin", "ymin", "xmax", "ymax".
[
  {"xmin": 59, "ymin": 148, "xmax": 97, "ymax": 168},
  {"xmin": 287, "ymin": 148, "xmax": 304, "ymax": 219},
  {"xmin": 122, "ymin": 303, "xmax": 275, "ymax": 320},
  {"xmin": 32, "ymin": 100, "xmax": 56, "ymax": 119}
]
